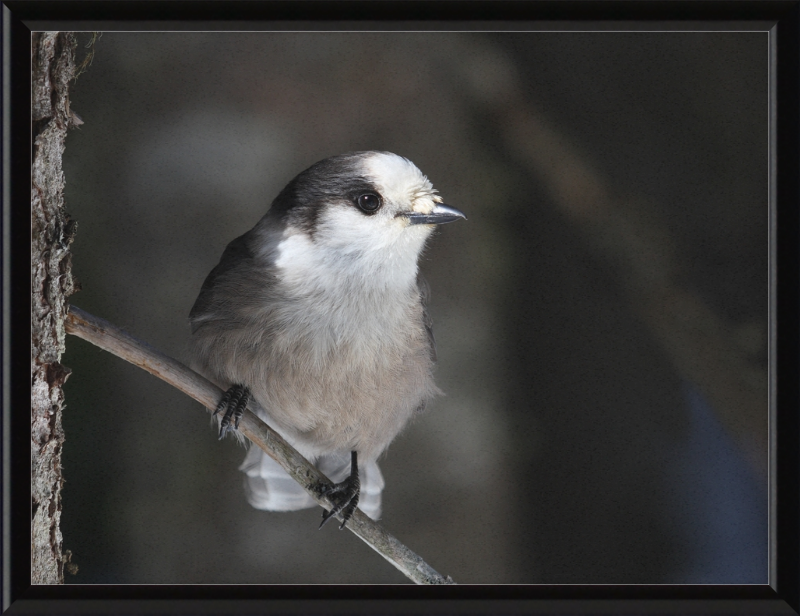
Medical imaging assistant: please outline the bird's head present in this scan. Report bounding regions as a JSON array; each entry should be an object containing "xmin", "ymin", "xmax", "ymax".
[{"xmin": 264, "ymin": 151, "xmax": 465, "ymax": 288}]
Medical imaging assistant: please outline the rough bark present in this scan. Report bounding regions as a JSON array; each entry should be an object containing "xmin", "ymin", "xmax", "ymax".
[{"xmin": 31, "ymin": 31, "xmax": 79, "ymax": 585}]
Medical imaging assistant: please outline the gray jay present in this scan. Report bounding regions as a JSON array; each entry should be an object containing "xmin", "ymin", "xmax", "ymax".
[{"xmin": 189, "ymin": 151, "xmax": 465, "ymax": 528}]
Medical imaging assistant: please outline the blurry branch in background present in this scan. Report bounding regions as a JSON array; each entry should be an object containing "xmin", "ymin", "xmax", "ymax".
[
  {"xmin": 64, "ymin": 305, "xmax": 455, "ymax": 585},
  {"xmin": 450, "ymin": 39, "xmax": 768, "ymax": 484}
]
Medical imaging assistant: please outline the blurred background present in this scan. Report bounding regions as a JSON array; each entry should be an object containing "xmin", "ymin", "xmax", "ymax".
[{"xmin": 60, "ymin": 31, "xmax": 768, "ymax": 584}]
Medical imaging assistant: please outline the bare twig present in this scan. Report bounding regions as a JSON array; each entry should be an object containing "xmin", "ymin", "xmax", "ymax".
[
  {"xmin": 64, "ymin": 304, "xmax": 455, "ymax": 585},
  {"xmin": 73, "ymin": 32, "xmax": 101, "ymax": 82}
]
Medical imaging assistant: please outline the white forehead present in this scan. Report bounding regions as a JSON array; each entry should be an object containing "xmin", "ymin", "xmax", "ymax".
[{"xmin": 361, "ymin": 152, "xmax": 437, "ymax": 204}]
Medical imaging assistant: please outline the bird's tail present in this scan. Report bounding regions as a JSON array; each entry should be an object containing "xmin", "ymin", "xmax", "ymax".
[{"xmin": 239, "ymin": 446, "xmax": 384, "ymax": 520}]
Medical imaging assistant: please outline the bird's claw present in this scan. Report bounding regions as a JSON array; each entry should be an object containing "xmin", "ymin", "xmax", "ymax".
[
  {"xmin": 319, "ymin": 452, "xmax": 360, "ymax": 530},
  {"xmin": 214, "ymin": 384, "xmax": 250, "ymax": 439},
  {"xmin": 319, "ymin": 477, "xmax": 360, "ymax": 530}
]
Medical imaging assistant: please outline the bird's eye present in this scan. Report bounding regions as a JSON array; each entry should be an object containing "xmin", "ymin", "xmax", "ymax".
[{"xmin": 356, "ymin": 193, "xmax": 382, "ymax": 213}]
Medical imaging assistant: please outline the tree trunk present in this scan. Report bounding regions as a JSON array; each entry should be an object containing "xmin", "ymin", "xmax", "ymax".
[{"xmin": 31, "ymin": 31, "xmax": 79, "ymax": 585}]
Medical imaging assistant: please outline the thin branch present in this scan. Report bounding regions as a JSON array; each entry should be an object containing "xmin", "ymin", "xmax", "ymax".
[{"xmin": 64, "ymin": 304, "xmax": 455, "ymax": 585}]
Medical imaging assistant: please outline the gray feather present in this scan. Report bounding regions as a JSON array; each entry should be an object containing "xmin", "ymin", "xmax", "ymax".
[{"xmin": 417, "ymin": 273, "xmax": 437, "ymax": 363}]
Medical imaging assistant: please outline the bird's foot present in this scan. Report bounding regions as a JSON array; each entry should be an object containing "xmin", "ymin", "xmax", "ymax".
[
  {"xmin": 319, "ymin": 452, "xmax": 360, "ymax": 530},
  {"xmin": 213, "ymin": 384, "xmax": 250, "ymax": 439}
]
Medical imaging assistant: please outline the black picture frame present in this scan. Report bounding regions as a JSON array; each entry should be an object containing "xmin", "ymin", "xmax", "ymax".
[{"xmin": 4, "ymin": 1, "xmax": 798, "ymax": 614}]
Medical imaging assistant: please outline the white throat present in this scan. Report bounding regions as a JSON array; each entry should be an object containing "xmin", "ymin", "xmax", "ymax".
[
  {"xmin": 268, "ymin": 222, "xmax": 428, "ymax": 353},
  {"xmin": 274, "ymin": 216, "xmax": 431, "ymax": 297}
]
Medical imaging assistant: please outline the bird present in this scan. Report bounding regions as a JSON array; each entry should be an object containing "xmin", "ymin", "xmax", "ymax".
[{"xmin": 188, "ymin": 151, "xmax": 465, "ymax": 529}]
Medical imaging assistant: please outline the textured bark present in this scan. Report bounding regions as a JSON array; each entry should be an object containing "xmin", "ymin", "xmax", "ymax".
[{"xmin": 31, "ymin": 31, "xmax": 79, "ymax": 585}]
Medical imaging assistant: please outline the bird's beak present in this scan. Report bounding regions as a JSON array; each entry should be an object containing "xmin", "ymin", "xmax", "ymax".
[{"xmin": 402, "ymin": 203, "xmax": 467, "ymax": 226}]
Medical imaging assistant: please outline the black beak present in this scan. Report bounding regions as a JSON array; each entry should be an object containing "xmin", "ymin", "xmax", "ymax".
[{"xmin": 403, "ymin": 203, "xmax": 467, "ymax": 226}]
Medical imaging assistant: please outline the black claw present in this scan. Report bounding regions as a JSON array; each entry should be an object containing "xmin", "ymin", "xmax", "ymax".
[
  {"xmin": 319, "ymin": 508, "xmax": 336, "ymax": 529},
  {"xmin": 319, "ymin": 451, "xmax": 360, "ymax": 530},
  {"xmin": 213, "ymin": 390, "xmax": 232, "ymax": 417},
  {"xmin": 215, "ymin": 384, "xmax": 250, "ymax": 439},
  {"xmin": 338, "ymin": 493, "xmax": 360, "ymax": 530}
]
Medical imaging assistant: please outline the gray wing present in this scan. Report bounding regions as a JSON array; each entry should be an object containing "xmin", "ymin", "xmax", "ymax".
[
  {"xmin": 417, "ymin": 273, "xmax": 437, "ymax": 362},
  {"xmin": 189, "ymin": 233, "xmax": 258, "ymax": 333}
]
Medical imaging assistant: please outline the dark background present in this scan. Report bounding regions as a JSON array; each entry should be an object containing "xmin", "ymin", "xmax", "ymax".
[{"xmin": 60, "ymin": 31, "xmax": 767, "ymax": 584}]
